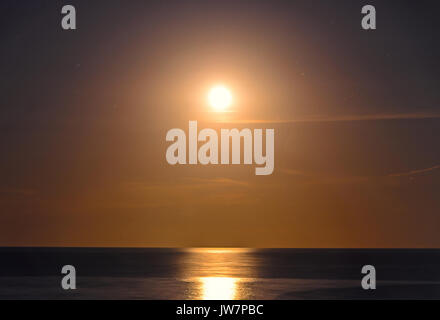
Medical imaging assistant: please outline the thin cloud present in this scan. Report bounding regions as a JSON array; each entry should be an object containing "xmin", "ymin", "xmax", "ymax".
[
  {"xmin": 280, "ymin": 169, "xmax": 307, "ymax": 176},
  {"xmin": 389, "ymin": 164, "xmax": 440, "ymax": 177},
  {"xmin": 217, "ymin": 113, "xmax": 440, "ymax": 124},
  {"xmin": 119, "ymin": 177, "xmax": 250, "ymax": 194},
  {"xmin": 280, "ymin": 168, "xmax": 370, "ymax": 185},
  {"xmin": 187, "ymin": 177, "xmax": 250, "ymax": 187},
  {"xmin": 0, "ymin": 188, "xmax": 35, "ymax": 196},
  {"xmin": 281, "ymin": 163, "xmax": 440, "ymax": 184}
]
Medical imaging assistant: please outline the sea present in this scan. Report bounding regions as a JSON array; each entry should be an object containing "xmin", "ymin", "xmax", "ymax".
[{"xmin": 0, "ymin": 248, "xmax": 439, "ymax": 299}]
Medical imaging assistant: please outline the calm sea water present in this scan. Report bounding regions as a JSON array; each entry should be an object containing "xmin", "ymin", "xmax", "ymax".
[{"xmin": 0, "ymin": 248, "xmax": 439, "ymax": 299}]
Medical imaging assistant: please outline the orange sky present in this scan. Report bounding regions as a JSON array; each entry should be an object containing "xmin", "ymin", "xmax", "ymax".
[{"xmin": 1, "ymin": 0, "xmax": 440, "ymax": 247}]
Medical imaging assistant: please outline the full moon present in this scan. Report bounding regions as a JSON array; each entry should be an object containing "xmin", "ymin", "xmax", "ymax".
[{"xmin": 208, "ymin": 86, "xmax": 232, "ymax": 111}]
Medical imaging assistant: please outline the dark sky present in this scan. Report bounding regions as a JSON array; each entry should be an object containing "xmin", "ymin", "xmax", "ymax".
[{"xmin": 1, "ymin": 0, "xmax": 439, "ymax": 247}]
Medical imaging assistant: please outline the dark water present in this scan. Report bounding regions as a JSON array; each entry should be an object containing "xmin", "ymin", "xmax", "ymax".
[{"xmin": 0, "ymin": 248, "xmax": 439, "ymax": 299}]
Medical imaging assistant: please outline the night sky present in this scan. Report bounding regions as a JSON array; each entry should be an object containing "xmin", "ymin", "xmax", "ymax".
[{"xmin": 1, "ymin": 0, "xmax": 439, "ymax": 247}]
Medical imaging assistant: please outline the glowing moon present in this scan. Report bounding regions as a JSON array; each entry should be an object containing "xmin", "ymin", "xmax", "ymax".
[{"xmin": 208, "ymin": 86, "xmax": 232, "ymax": 111}]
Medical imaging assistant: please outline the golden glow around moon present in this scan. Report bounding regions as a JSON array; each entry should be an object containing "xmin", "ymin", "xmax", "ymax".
[{"xmin": 208, "ymin": 86, "xmax": 232, "ymax": 111}]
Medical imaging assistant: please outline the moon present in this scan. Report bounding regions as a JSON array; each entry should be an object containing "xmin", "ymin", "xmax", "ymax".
[{"xmin": 208, "ymin": 85, "xmax": 232, "ymax": 111}]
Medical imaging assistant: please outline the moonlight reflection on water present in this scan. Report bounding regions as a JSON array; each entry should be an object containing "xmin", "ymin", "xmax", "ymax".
[{"xmin": 179, "ymin": 248, "xmax": 259, "ymax": 300}]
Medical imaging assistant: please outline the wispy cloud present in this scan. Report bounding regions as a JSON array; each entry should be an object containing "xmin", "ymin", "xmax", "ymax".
[
  {"xmin": 0, "ymin": 188, "xmax": 35, "ymax": 196},
  {"xmin": 96, "ymin": 177, "xmax": 256, "ymax": 210},
  {"xmin": 121, "ymin": 177, "xmax": 250, "ymax": 191},
  {"xmin": 388, "ymin": 164, "xmax": 440, "ymax": 177},
  {"xmin": 185, "ymin": 177, "xmax": 250, "ymax": 187},
  {"xmin": 280, "ymin": 168, "xmax": 370, "ymax": 185},
  {"xmin": 279, "ymin": 169, "xmax": 307, "ymax": 176},
  {"xmin": 280, "ymin": 163, "xmax": 440, "ymax": 185},
  {"xmin": 216, "ymin": 112, "xmax": 440, "ymax": 124}
]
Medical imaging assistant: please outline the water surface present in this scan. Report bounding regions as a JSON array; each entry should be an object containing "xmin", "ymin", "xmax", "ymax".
[{"xmin": 0, "ymin": 248, "xmax": 439, "ymax": 299}]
